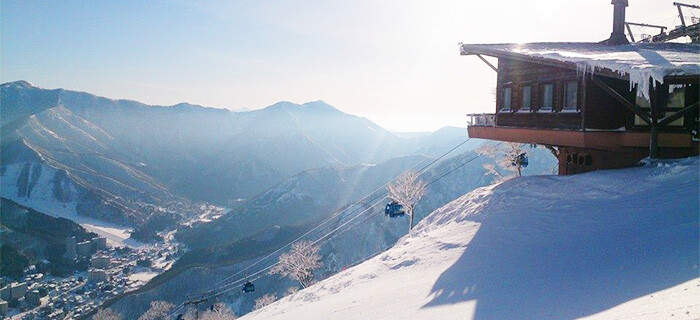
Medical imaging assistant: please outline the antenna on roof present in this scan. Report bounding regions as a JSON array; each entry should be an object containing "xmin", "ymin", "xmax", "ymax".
[
  {"xmin": 624, "ymin": 22, "xmax": 667, "ymax": 43},
  {"xmin": 639, "ymin": 2, "xmax": 700, "ymax": 43}
]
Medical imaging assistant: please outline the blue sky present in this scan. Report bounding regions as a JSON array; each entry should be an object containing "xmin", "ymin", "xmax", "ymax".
[{"xmin": 1, "ymin": 0, "xmax": 684, "ymax": 131}]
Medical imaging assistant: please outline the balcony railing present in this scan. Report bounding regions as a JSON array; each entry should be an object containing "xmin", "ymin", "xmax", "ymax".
[{"xmin": 466, "ymin": 113, "xmax": 495, "ymax": 127}]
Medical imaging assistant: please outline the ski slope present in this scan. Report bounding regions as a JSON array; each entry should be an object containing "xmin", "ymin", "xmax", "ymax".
[{"xmin": 242, "ymin": 157, "xmax": 699, "ymax": 320}]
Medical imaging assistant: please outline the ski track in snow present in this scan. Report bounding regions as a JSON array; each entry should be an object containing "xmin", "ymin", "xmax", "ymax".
[
  {"xmin": 242, "ymin": 157, "xmax": 700, "ymax": 320},
  {"xmin": 1, "ymin": 163, "xmax": 144, "ymax": 248}
]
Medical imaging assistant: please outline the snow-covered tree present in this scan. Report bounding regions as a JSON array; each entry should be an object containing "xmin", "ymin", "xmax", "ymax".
[
  {"xmin": 387, "ymin": 170, "xmax": 427, "ymax": 231},
  {"xmin": 199, "ymin": 303, "xmax": 236, "ymax": 320},
  {"xmin": 477, "ymin": 142, "xmax": 527, "ymax": 181},
  {"xmin": 138, "ymin": 301, "xmax": 174, "ymax": 320},
  {"xmin": 253, "ymin": 293, "xmax": 277, "ymax": 311},
  {"xmin": 270, "ymin": 240, "xmax": 322, "ymax": 288},
  {"xmin": 93, "ymin": 308, "xmax": 123, "ymax": 320}
]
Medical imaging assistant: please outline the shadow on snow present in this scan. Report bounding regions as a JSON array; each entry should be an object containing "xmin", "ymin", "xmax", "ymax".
[{"xmin": 422, "ymin": 170, "xmax": 699, "ymax": 319}]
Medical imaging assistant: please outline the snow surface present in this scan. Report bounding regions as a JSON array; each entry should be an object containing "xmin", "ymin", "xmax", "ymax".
[
  {"xmin": 129, "ymin": 271, "xmax": 159, "ymax": 283},
  {"xmin": 1, "ymin": 163, "xmax": 144, "ymax": 248},
  {"xmin": 461, "ymin": 42, "xmax": 700, "ymax": 98},
  {"xmin": 242, "ymin": 157, "xmax": 699, "ymax": 320}
]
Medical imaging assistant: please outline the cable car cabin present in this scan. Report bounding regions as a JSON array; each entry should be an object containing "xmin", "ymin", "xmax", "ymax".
[
  {"xmin": 385, "ymin": 201, "xmax": 405, "ymax": 218},
  {"xmin": 512, "ymin": 153, "xmax": 529, "ymax": 168},
  {"xmin": 243, "ymin": 281, "xmax": 255, "ymax": 293},
  {"xmin": 462, "ymin": 1, "xmax": 699, "ymax": 175}
]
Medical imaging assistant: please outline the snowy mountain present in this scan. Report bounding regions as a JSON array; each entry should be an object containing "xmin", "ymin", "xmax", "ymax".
[
  {"xmin": 0, "ymin": 81, "xmax": 474, "ymax": 226},
  {"xmin": 241, "ymin": 157, "xmax": 699, "ymax": 320},
  {"xmin": 106, "ymin": 146, "xmax": 556, "ymax": 318}
]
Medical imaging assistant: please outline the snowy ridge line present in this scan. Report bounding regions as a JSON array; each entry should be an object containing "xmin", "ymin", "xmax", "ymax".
[
  {"xmin": 195, "ymin": 138, "xmax": 501, "ymax": 311},
  {"xmin": 190, "ymin": 137, "xmax": 473, "ymax": 301},
  {"xmin": 206, "ymin": 157, "xmax": 425, "ymax": 290},
  {"xmin": 243, "ymin": 157, "xmax": 700, "ymax": 320},
  {"xmin": 186, "ymin": 138, "xmax": 475, "ymax": 306},
  {"xmin": 320, "ymin": 140, "xmax": 500, "ymax": 252}
]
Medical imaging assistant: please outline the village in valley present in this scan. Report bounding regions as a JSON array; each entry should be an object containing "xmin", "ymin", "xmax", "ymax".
[
  {"xmin": 0, "ymin": 235, "xmax": 180, "ymax": 319},
  {"xmin": 0, "ymin": 1, "xmax": 698, "ymax": 319}
]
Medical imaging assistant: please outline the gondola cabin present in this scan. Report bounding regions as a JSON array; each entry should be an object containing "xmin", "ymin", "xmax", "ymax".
[
  {"xmin": 385, "ymin": 201, "xmax": 405, "ymax": 218},
  {"xmin": 462, "ymin": 0, "xmax": 699, "ymax": 175},
  {"xmin": 243, "ymin": 281, "xmax": 255, "ymax": 293}
]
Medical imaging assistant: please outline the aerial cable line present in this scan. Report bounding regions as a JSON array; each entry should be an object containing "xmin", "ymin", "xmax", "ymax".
[
  {"xmin": 185, "ymin": 137, "xmax": 475, "ymax": 304},
  {"xmin": 207, "ymin": 137, "xmax": 473, "ymax": 290},
  {"xmin": 425, "ymin": 141, "xmax": 504, "ymax": 188},
  {"xmin": 208, "ymin": 155, "xmax": 428, "ymax": 289},
  {"xmin": 183, "ymin": 138, "xmax": 503, "ymax": 311},
  {"xmin": 208, "ymin": 138, "xmax": 491, "ymax": 299},
  {"xmin": 205, "ymin": 195, "xmax": 390, "ymax": 300}
]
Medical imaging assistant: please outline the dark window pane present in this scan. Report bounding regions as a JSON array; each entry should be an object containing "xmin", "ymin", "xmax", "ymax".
[
  {"xmin": 502, "ymin": 87, "xmax": 512, "ymax": 110},
  {"xmin": 542, "ymin": 84, "xmax": 553, "ymax": 109},
  {"xmin": 522, "ymin": 86, "xmax": 531, "ymax": 110},
  {"xmin": 565, "ymin": 81, "xmax": 578, "ymax": 109}
]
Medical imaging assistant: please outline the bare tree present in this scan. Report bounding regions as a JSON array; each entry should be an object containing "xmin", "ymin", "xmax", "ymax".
[
  {"xmin": 269, "ymin": 240, "xmax": 322, "ymax": 288},
  {"xmin": 138, "ymin": 301, "xmax": 174, "ymax": 320},
  {"xmin": 253, "ymin": 293, "xmax": 278, "ymax": 311},
  {"xmin": 93, "ymin": 308, "xmax": 123, "ymax": 320},
  {"xmin": 199, "ymin": 303, "xmax": 236, "ymax": 320},
  {"xmin": 387, "ymin": 170, "xmax": 427, "ymax": 231},
  {"xmin": 477, "ymin": 143, "xmax": 527, "ymax": 180}
]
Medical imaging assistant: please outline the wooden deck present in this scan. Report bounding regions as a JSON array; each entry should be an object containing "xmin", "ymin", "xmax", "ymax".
[{"xmin": 467, "ymin": 126, "xmax": 694, "ymax": 151}]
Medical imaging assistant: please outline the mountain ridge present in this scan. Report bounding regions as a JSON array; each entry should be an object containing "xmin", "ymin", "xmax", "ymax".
[{"xmin": 1, "ymin": 80, "xmax": 476, "ymax": 226}]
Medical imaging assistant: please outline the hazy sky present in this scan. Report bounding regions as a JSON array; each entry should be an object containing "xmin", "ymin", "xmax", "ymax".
[{"xmin": 0, "ymin": 1, "xmax": 686, "ymax": 131}]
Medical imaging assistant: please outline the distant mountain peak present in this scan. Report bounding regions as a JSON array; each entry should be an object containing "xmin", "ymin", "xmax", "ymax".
[
  {"xmin": 301, "ymin": 100, "xmax": 341, "ymax": 113},
  {"xmin": 1, "ymin": 80, "xmax": 37, "ymax": 89},
  {"xmin": 263, "ymin": 101, "xmax": 298, "ymax": 112},
  {"xmin": 262, "ymin": 100, "xmax": 342, "ymax": 115}
]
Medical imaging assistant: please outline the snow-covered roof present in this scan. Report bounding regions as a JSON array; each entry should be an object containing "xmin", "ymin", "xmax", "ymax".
[{"xmin": 461, "ymin": 42, "xmax": 700, "ymax": 96}]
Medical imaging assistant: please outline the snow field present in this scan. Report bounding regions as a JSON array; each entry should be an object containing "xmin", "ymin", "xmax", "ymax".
[{"xmin": 242, "ymin": 157, "xmax": 699, "ymax": 320}]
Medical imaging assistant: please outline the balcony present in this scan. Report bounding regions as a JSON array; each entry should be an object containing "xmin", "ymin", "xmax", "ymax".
[
  {"xmin": 466, "ymin": 113, "xmax": 495, "ymax": 127},
  {"xmin": 466, "ymin": 113, "xmax": 693, "ymax": 151}
]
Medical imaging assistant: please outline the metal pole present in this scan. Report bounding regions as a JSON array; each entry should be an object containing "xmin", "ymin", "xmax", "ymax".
[
  {"xmin": 625, "ymin": 23, "xmax": 636, "ymax": 42},
  {"xmin": 676, "ymin": 3, "xmax": 687, "ymax": 28}
]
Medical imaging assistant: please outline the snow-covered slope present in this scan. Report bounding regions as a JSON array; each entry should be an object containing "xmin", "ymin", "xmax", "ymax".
[{"xmin": 243, "ymin": 158, "xmax": 699, "ymax": 320}]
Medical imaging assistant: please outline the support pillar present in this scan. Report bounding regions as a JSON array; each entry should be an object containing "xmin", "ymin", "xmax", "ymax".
[{"xmin": 649, "ymin": 124, "xmax": 659, "ymax": 159}]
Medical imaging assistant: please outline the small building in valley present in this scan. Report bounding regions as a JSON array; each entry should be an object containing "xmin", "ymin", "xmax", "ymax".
[
  {"xmin": 76, "ymin": 240, "xmax": 93, "ymax": 256},
  {"xmin": 88, "ymin": 269, "xmax": 109, "ymax": 283},
  {"xmin": 90, "ymin": 256, "xmax": 111, "ymax": 269}
]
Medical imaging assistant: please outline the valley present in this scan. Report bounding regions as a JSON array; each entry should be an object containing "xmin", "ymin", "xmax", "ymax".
[{"xmin": 1, "ymin": 81, "xmax": 556, "ymax": 319}]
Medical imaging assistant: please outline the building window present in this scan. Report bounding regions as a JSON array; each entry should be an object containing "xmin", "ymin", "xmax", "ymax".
[
  {"xmin": 501, "ymin": 87, "xmax": 512, "ymax": 111},
  {"xmin": 521, "ymin": 85, "xmax": 532, "ymax": 111},
  {"xmin": 667, "ymin": 84, "xmax": 686, "ymax": 108},
  {"xmin": 665, "ymin": 84, "xmax": 688, "ymax": 126},
  {"xmin": 541, "ymin": 83, "xmax": 554, "ymax": 111},
  {"xmin": 634, "ymin": 94, "xmax": 651, "ymax": 126},
  {"xmin": 564, "ymin": 81, "xmax": 578, "ymax": 110}
]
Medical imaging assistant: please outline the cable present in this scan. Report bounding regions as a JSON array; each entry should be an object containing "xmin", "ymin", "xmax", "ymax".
[
  {"xmin": 206, "ymin": 137, "xmax": 473, "ymax": 291},
  {"xmin": 166, "ymin": 302, "xmax": 185, "ymax": 319},
  {"xmin": 185, "ymin": 137, "xmax": 476, "ymax": 304},
  {"xmin": 207, "ymin": 157, "xmax": 425, "ymax": 289},
  {"xmin": 425, "ymin": 141, "xmax": 504, "ymax": 188},
  {"xmin": 415, "ymin": 137, "xmax": 473, "ymax": 173},
  {"xmin": 207, "ymin": 195, "xmax": 390, "ymax": 300}
]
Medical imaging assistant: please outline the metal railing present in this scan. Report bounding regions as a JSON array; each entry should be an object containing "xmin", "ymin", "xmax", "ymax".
[{"xmin": 466, "ymin": 113, "xmax": 495, "ymax": 127}]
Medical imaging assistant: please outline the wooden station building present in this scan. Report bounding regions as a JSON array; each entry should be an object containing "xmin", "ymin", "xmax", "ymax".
[{"xmin": 463, "ymin": 0, "xmax": 699, "ymax": 175}]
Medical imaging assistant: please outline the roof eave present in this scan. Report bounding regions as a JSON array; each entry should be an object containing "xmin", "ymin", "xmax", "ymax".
[{"xmin": 460, "ymin": 43, "xmax": 629, "ymax": 81}]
